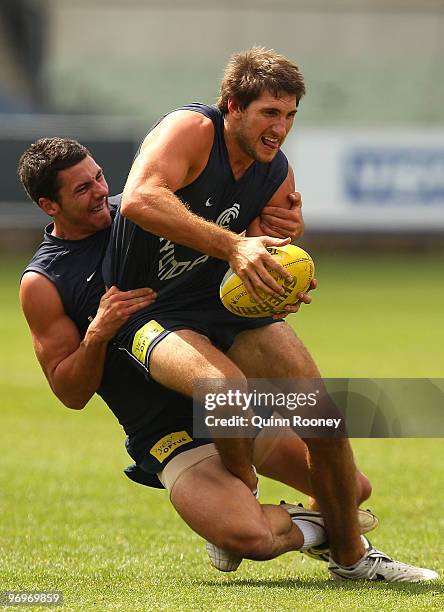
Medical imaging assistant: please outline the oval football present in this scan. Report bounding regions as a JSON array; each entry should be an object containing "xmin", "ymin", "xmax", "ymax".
[{"xmin": 220, "ymin": 244, "xmax": 314, "ymax": 318}]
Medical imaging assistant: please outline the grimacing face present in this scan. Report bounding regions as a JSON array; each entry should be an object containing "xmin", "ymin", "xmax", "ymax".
[
  {"xmin": 234, "ymin": 90, "xmax": 298, "ymax": 163},
  {"xmin": 50, "ymin": 156, "xmax": 112, "ymax": 238}
]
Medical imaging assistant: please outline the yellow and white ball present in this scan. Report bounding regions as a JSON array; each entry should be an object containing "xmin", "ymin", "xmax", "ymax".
[{"xmin": 220, "ymin": 244, "xmax": 314, "ymax": 318}]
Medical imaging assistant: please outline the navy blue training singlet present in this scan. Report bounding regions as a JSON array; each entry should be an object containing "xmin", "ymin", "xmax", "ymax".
[
  {"xmin": 21, "ymin": 199, "xmax": 189, "ymax": 435},
  {"xmin": 102, "ymin": 103, "xmax": 289, "ymax": 310}
]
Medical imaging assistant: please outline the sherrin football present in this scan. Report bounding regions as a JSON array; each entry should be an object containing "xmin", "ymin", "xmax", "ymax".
[{"xmin": 220, "ymin": 244, "xmax": 314, "ymax": 318}]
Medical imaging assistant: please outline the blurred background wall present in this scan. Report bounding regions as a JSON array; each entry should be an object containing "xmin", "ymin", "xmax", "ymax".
[{"xmin": 1, "ymin": 0, "xmax": 443, "ymax": 251}]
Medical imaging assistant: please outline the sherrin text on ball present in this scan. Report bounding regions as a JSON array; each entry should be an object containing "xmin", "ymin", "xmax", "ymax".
[{"xmin": 220, "ymin": 244, "xmax": 314, "ymax": 318}]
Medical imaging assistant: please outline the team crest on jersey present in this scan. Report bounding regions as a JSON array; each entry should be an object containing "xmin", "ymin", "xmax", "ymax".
[{"xmin": 216, "ymin": 203, "xmax": 240, "ymax": 229}]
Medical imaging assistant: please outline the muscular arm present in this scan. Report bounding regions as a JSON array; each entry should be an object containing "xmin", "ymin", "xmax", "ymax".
[
  {"xmin": 121, "ymin": 111, "xmax": 291, "ymax": 301},
  {"xmin": 246, "ymin": 166, "xmax": 315, "ymax": 318},
  {"xmin": 247, "ymin": 166, "xmax": 304, "ymax": 239},
  {"xmin": 20, "ymin": 273, "xmax": 155, "ymax": 409},
  {"xmin": 121, "ymin": 111, "xmax": 241, "ymax": 260}
]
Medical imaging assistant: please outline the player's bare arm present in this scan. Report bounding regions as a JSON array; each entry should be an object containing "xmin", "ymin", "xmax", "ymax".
[
  {"xmin": 245, "ymin": 165, "xmax": 314, "ymax": 316},
  {"xmin": 247, "ymin": 167, "xmax": 304, "ymax": 240},
  {"xmin": 257, "ymin": 191, "xmax": 303, "ymax": 240},
  {"xmin": 261, "ymin": 167, "xmax": 303, "ymax": 239},
  {"xmin": 120, "ymin": 110, "xmax": 293, "ymax": 302},
  {"xmin": 263, "ymin": 166, "xmax": 314, "ymax": 316},
  {"xmin": 20, "ymin": 273, "xmax": 155, "ymax": 409}
]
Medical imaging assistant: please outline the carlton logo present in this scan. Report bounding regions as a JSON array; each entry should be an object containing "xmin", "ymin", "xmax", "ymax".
[{"xmin": 216, "ymin": 203, "xmax": 240, "ymax": 229}]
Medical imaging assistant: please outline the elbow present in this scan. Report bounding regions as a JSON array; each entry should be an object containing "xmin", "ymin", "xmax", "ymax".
[
  {"xmin": 120, "ymin": 190, "xmax": 148, "ymax": 221},
  {"xmin": 49, "ymin": 381, "xmax": 88, "ymax": 410},
  {"xmin": 120, "ymin": 194, "xmax": 137, "ymax": 219},
  {"xmin": 121, "ymin": 185, "xmax": 160, "ymax": 224},
  {"xmin": 53, "ymin": 385, "xmax": 90, "ymax": 410},
  {"xmin": 62, "ymin": 398, "xmax": 87, "ymax": 410},
  {"xmin": 48, "ymin": 374, "xmax": 93, "ymax": 410}
]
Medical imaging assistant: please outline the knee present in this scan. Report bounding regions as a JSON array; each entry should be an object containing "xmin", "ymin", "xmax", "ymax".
[
  {"xmin": 356, "ymin": 471, "xmax": 372, "ymax": 504},
  {"xmin": 218, "ymin": 523, "xmax": 274, "ymax": 560}
]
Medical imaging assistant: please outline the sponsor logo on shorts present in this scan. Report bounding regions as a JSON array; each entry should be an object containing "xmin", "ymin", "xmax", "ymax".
[
  {"xmin": 150, "ymin": 431, "xmax": 193, "ymax": 462},
  {"xmin": 132, "ymin": 320, "xmax": 165, "ymax": 365}
]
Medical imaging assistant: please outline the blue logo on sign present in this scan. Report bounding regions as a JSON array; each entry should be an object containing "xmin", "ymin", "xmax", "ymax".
[{"xmin": 344, "ymin": 149, "xmax": 444, "ymax": 205}]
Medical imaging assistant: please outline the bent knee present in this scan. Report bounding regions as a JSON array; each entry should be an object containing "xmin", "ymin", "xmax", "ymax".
[
  {"xmin": 218, "ymin": 523, "xmax": 274, "ymax": 560},
  {"xmin": 356, "ymin": 471, "xmax": 372, "ymax": 503}
]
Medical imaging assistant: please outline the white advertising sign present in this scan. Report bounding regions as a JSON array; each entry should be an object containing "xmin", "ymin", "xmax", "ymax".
[{"xmin": 285, "ymin": 129, "xmax": 444, "ymax": 231}]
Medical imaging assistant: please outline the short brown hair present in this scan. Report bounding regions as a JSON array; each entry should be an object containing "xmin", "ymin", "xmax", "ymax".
[
  {"xmin": 18, "ymin": 137, "xmax": 91, "ymax": 205},
  {"xmin": 217, "ymin": 47, "xmax": 306, "ymax": 114}
]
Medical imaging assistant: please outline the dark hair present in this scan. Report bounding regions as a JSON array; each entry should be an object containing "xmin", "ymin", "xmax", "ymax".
[
  {"xmin": 18, "ymin": 137, "xmax": 91, "ymax": 204},
  {"xmin": 217, "ymin": 47, "xmax": 306, "ymax": 115}
]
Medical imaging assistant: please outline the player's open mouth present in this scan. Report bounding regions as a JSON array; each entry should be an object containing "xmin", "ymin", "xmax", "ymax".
[
  {"xmin": 261, "ymin": 136, "xmax": 280, "ymax": 150},
  {"xmin": 90, "ymin": 205, "xmax": 104, "ymax": 213},
  {"xmin": 90, "ymin": 199, "xmax": 108, "ymax": 214}
]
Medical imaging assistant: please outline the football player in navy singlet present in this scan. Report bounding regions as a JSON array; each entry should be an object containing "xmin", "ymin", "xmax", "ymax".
[
  {"xmin": 18, "ymin": 130, "xmax": 434, "ymax": 582},
  {"xmin": 18, "ymin": 137, "xmax": 384, "ymax": 578},
  {"xmin": 103, "ymin": 47, "xmax": 393, "ymax": 575}
]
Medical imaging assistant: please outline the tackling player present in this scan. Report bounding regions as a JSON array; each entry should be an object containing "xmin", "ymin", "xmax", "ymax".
[
  {"xmin": 18, "ymin": 137, "xmax": 383, "ymax": 576},
  {"xmin": 102, "ymin": 48, "xmax": 438, "ymax": 581}
]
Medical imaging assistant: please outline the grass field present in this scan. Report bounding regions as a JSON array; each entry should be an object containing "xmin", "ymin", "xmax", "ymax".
[{"xmin": 1, "ymin": 254, "xmax": 443, "ymax": 611}]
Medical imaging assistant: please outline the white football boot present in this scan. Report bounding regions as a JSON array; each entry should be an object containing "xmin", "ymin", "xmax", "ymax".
[
  {"xmin": 206, "ymin": 498, "xmax": 378, "ymax": 573},
  {"xmin": 279, "ymin": 501, "xmax": 379, "ymax": 563},
  {"xmin": 205, "ymin": 542, "xmax": 243, "ymax": 572},
  {"xmin": 329, "ymin": 537, "xmax": 439, "ymax": 582}
]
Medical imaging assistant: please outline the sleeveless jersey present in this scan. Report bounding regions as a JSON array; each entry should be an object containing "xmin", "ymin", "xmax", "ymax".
[
  {"xmin": 21, "ymin": 198, "xmax": 170, "ymax": 434},
  {"xmin": 102, "ymin": 104, "xmax": 289, "ymax": 310}
]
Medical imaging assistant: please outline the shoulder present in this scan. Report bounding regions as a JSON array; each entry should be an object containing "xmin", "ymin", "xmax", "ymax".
[
  {"xmin": 20, "ymin": 272, "xmax": 64, "ymax": 325},
  {"xmin": 130, "ymin": 109, "xmax": 215, "ymax": 188},
  {"xmin": 140, "ymin": 109, "xmax": 214, "ymax": 156}
]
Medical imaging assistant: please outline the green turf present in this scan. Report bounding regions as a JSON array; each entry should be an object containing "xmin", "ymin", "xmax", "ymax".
[{"xmin": 1, "ymin": 255, "xmax": 443, "ymax": 611}]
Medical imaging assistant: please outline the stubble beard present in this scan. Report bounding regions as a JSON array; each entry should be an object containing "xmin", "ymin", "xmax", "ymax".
[
  {"xmin": 235, "ymin": 124, "xmax": 262, "ymax": 163},
  {"xmin": 236, "ymin": 126, "xmax": 281, "ymax": 164}
]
